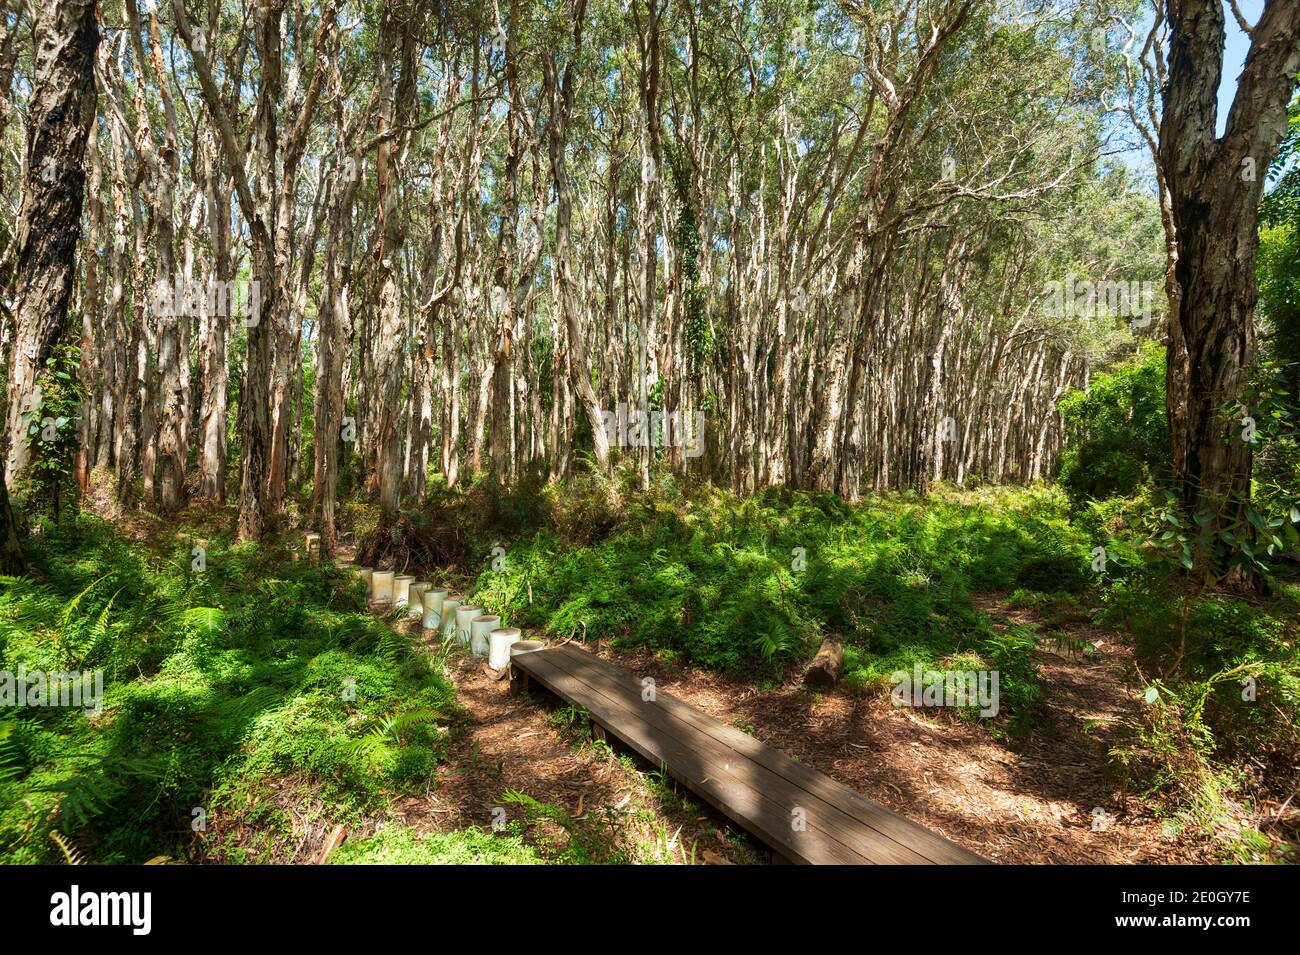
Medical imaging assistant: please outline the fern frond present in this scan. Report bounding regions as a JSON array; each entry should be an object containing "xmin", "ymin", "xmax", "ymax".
[
  {"xmin": 38, "ymin": 752, "xmax": 171, "ymax": 825},
  {"xmin": 373, "ymin": 708, "xmax": 445, "ymax": 744},
  {"xmin": 0, "ymin": 577, "xmax": 62, "ymax": 627},
  {"xmin": 59, "ymin": 576, "xmax": 107, "ymax": 632},
  {"xmin": 342, "ymin": 732, "xmax": 390, "ymax": 769},
  {"xmin": 0, "ymin": 717, "xmax": 21, "ymax": 782},
  {"xmin": 89, "ymin": 589, "xmax": 121, "ymax": 644},
  {"xmin": 50, "ymin": 831, "xmax": 86, "ymax": 865},
  {"xmin": 43, "ymin": 774, "xmax": 112, "ymax": 825},
  {"xmin": 207, "ymin": 685, "xmax": 281, "ymax": 723},
  {"xmin": 176, "ymin": 606, "xmax": 226, "ymax": 638}
]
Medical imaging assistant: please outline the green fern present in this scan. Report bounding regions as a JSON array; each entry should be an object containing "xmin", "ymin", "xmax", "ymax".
[
  {"xmin": 0, "ymin": 716, "xmax": 21, "ymax": 782},
  {"xmin": 372, "ymin": 709, "xmax": 444, "ymax": 744},
  {"xmin": 49, "ymin": 830, "xmax": 86, "ymax": 865},
  {"xmin": 342, "ymin": 707, "xmax": 446, "ymax": 771},
  {"xmin": 42, "ymin": 773, "xmax": 113, "ymax": 825},
  {"xmin": 0, "ymin": 576, "xmax": 62, "ymax": 629},
  {"xmin": 58, "ymin": 576, "xmax": 107, "ymax": 633},
  {"xmin": 206, "ymin": 685, "xmax": 282, "ymax": 723},
  {"xmin": 372, "ymin": 626, "xmax": 413, "ymax": 665},
  {"xmin": 38, "ymin": 753, "xmax": 172, "ymax": 825},
  {"xmin": 174, "ymin": 606, "xmax": 226, "ymax": 638},
  {"xmin": 341, "ymin": 731, "xmax": 390, "ymax": 770}
]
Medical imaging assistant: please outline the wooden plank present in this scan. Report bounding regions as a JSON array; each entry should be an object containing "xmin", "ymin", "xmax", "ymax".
[
  {"xmin": 533, "ymin": 644, "xmax": 901, "ymax": 863},
  {"xmin": 517, "ymin": 650, "xmax": 863, "ymax": 863},
  {"xmin": 535, "ymin": 642, "xmax": 938, "ymax": 864},
  {"xmin": 516, "ymin": 649, "xmax": 865, "ymax": 864},
  {"xmin": 514, "ymin": 645, "xmax": 987, "ymax": 864},
  {"xmin": 557, "ymin": 645, "xmax": 987, "ymax": 864}
]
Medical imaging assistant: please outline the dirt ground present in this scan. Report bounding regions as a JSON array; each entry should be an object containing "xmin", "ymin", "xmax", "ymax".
[
  {"xmin": 393, "ymin": 622, "xmax": 765, "ymax": 863},
  {"xmin": 594, "ymin": 620, "xmax": 1203, "ymax": 864}
]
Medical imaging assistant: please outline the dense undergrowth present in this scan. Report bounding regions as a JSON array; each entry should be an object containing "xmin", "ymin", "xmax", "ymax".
[
  {"xmin": 0, "ymin": 512, "xmax": 457, "ymax": 864},
  {"xmin": 1096, "ymin": 561, "xmax": 1300, "ymax": 850},
  {"xmin": 459, "ymin": 479, "xmax": 1088, "ymax": 734},
  {"xmin": 3, "ymin": 464, "xmax": 1298, "ymax": 863},
  {"xmin": 439, "ymin": 471, "xmax": 1300, "ymax": 853}
]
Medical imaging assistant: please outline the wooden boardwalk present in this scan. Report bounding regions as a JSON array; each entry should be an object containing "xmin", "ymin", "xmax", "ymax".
[{"xmin": 510, "ymin": 644, "xmax": 987, "ymax": 865}]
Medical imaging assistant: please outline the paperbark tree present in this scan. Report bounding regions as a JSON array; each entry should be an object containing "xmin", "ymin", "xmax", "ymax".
[
  {"xmin": 372, "ymin": 5, "xmax": 419, "ymax": 518},
  {"xmin": 124, "ymin": 0, "xmax": 186, "ymax": 513},
  {"xmin": 1158, "ymin": 0, "xmax": 1300, "ymax": 560},
  {"xmin": 0, "ymin": 463, "xmax": 21, "ymax": 572},
  {"xmin": 171, "ymin": 0, "xmax": 283, "ymax": 539},
  {"xmin": 312, "ymin": 68, "xmax": 369, "ymax": 550},
  {"xmin": 545, "ymin": 0, "xmax": 610, "ymax": 475},
  {"xmin": 2, "ymin": 0, "xmax": 99, "ymax": 484},
  {"xmin": 268, "ymin": 0, "xmax": 336, "ymax": 509},
  {"xmin": 196, "ymin": 130, "xmax": 231, "ymax": 501}
]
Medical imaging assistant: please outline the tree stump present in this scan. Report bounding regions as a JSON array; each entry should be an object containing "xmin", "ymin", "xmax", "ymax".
[{"xmin": 803, "ymin": 637, "xmax": 844, "ymax": 688}]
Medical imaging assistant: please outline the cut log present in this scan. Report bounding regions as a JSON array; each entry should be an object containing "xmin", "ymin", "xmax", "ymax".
[{"xmin": 804, "ymin": 637, "xmax": 844, "ymax": 688}]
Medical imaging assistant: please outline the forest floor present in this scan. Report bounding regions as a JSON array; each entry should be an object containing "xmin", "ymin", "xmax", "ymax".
[
  {"xmin": 327, "ymin": 545, "xmax": 765, "ymax": 863},
  {"xmin": 7, "ymin": 484, "xmax": 1290, "ymax": 864},
  {"xmin": 389, "ymin": 596, "xmax": 1214, "ymax": 864},
  {"xmin": 400, "ymin": 639, "xmax": 765, "ymax": 864}
]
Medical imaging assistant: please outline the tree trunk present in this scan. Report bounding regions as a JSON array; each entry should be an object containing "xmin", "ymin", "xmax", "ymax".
[
  {"xmin": 135, "ymin": 1, "xmax": 185, "ymax": 513},
  {"xmin": 2, "ymin": 0, "xmax": 99, "ymax": 484},
  {"xmin": 545, "ymin": 2, "xmax": 610, "ymax": 476},
  {"xmin": 196, "ymin": 134, "xmax": 230, "ymax": 501},
  {"xmin": 0, "ymin": 467, "xmax": 23, "ymax": 573},
  {"xmin": 312, "ymin": 91, "xmax": 363, "ymax": 551},
  {"xmin": 372, "ymin": 10, "xmax": 417, "ymax": 518},
  {"xmin": 1159, "ymin": 0, "xmax": 1300, "ymax": 566}
]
